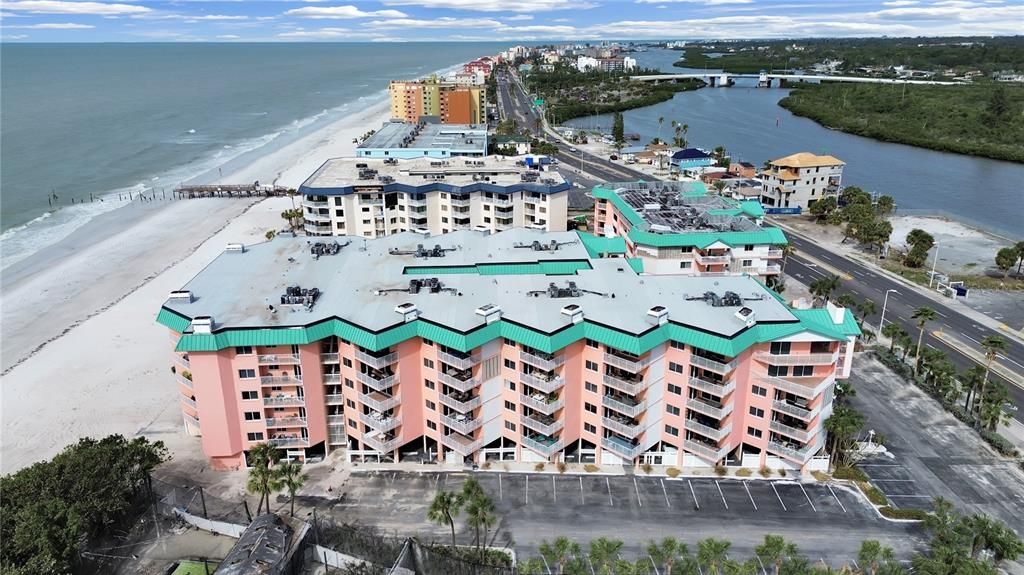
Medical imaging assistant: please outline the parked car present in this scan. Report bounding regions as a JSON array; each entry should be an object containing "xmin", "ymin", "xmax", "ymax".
[{"xmin": 609, "ymin": 155, "xmax": 619, "ymax": 161}]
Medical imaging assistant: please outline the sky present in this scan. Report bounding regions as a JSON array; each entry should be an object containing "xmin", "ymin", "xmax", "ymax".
[{"xmin": 0, "ymin": 0, "xmax": 1021, "ymax": 42}]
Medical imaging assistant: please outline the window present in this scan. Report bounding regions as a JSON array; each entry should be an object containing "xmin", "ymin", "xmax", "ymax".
[
  {"xmin": 507, "ymin": 380, "xmax": 517, "ymax": 391},
  {"xmin": 425, "ymin": 400, "xmax": 436, "ymax": 411},
  {"xmin": 585, "ymin": 360, "xmax": 598, "ymax": 372},
  {"xmin": 670, "ymin": 341, "xmax": 685, "ymax": 350},
  {"xmin": 247, "ymin": 432, "xmax": 264, "ymax": 441},
  {"xmin": 665, "ymin": 425, "xmax": 679, "ymax": 437},
  {"xmin": 752, "ymin": 385, "xmax": 767, "ymax": 397},
  {"xmin": 349, "ymin": 419, "xmax": 357, "ymax": 429},
  {"xmin": 345, "ymin": 378, "xmax": 354, "ymax": 388},
  {"xmin": 424, "ymin": 358, "xmax": 435, "ymax": 369},
  {"xmin": 343, "ymin": 358, "xmax": 352, "ymax": 367},
  {"xmin": 667, "ymin": 383, "xmax": 682, "ymax": 395},
  {"xmin": 585, "ymin": 402, "xmax": 597, "ymax": 414},
  {"xmin": 768, "ymin": 365, "xmax": 789, "ymax": 377},
  {"xmin": 749, "ymin": 407, "xmax": 765, "ymax": 418},
  {"xmin": 241, "ymin": 391, "xmax": 258, "ymax": 400},
  {"xmin": 346, "ymin": 399, "xmax": 355, "ymax": 408},
  {"xmin": 669, "ymin": 362, "xmax": 684, "ymax": 374},
  {"xmin": 236, "ymin": 346, "xmax": 253, "ymax": 355},
  {"xmin": 238, "ymin": 369, "xmax": 256, "ymax": 379},
  {"xmin": 744, "ymin": 244, "xmax": 754, "ymax": 251},
  {"xmin": 811, "ymin": 341, "xmax": 832, "ymax": 354},
  {"xmin": 503, "ymin": 338, "xmax": 516, "ymax": 347},
  {"xmin": 427, "ymin": 420, "xmax": 437, "ymax": 431},
  {"xmin": 584, "ymin": 422, "xmax": 597, "ymax": 434},
  {"xmin": 505, "ymin": 421, "xmax": 517, "ymax": 432},
  {"xmin": 504, "ymin": 358, "xmax": 516, "ymax": 370},
  {"xmin": 742, "ymin": 259, "xmax": 753, "ymax": 267},
  {"xmin": 747, "ymin": 426, "xmax": 763, "ymax": 439},
  {"xmin": 505, "ymin": 400, "xmax": 516, "ymax": 412},
  {"xmin": 666, "ymin": 404, "xmax": 680, "ymax": 416},
  {"xmin": 679, "ymin": 261, "xmax": 692, "ymax": 269},
  {"xmin": 585, "ymin": 381, "xmax": 598, "ymax": 393},
  {"xmin": 244, "ymin": 411, "xmax": 261, "ymax": 421},
  {"xmin": 586, "ymin": 338, "xmax": 600, "ymax": 349},
  {"xmin": 793, "ymin": 365, "xmax": 814, "ymax": 377},
  {"xmin": 770, "ymin": 341, "xmax": 791, "ymax": 355}
]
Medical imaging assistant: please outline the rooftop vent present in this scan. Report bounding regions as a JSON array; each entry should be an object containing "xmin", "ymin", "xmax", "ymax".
[
  {"xmin": 395, "ymin": 302, "xmax": 419, "ymax": 322},
  {"xmin": 646, "ymin": 305, "xmax": 669, "ymax": 326},
  {"xmin": 735, "ymin": 306, "xmax": 756, "ymax": 327},
  {"xmin": 383, "ymin": 158, "xmax": 398, "ymax": 165},
  {"xmin": 686, "ymin": 290, "xmax": 744, "ymax": 307},
  {"xmin": 561, "ymin": 303, "xmax": 584, "ymax": 324},
  {"xmin": 310, "ymin": 240, "xmax": 348, "ymax": 258},
  {"xmin": 225, "ymin": 243, "xmax": 246, "ymax": 253},
  {"xmin": 192, "ymin": 316, "xmax": 213, "ymax": 334},
  {"xmin": 474, "ymin": 304, "xmax": 502, "ymax": 324},
  {"xmin": 376, "ymin": 277, "xmax": 457, "ymax": 296},
  {"xmin": 389, "ymin": 243, "xmax": 456, "ymax": 258},
  {"xmin": 514, "ymin": 239, "xmax": 577, "ymax": 252},
  {"xmin": 168, "ymin": 290, "xmax": 193, "ymax": 303},
  {"xmin": 280, "ymin": 286, "xmax": 320, "ymax": 310},
  {"xmin": 528, "ymin": 281, "xmax": 608, "ymax": 299}
]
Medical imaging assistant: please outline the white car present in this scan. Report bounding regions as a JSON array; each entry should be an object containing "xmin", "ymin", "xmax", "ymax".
[{"xmin": 569, "ymin": 147, "xmax": 578, "ymax": 153}]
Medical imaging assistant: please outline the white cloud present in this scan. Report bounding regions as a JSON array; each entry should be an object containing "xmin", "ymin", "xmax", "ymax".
[
  {"xmin": 370, "ymin": 36, "xmax": 407, "ymax": 42},
  {"xmin": 217, "ymin": 34, "xmax": 241, "ymax": 39},
  {"xmin": 284, "ymin": 5, "xmax": 408, "ymax": 19},
  {"xmin": 367, "ymin": 16, "xmax": 503, "ymax": 28},
  {"xmin": 868, "ymin": 3, "xmax": 1024, "ymax": 21},
  {"xmin": 4, "ymin": 33, "xmax": 29, "ymax": 38},
  {"xmin": 636, "ymin": 0, "xmax": 752, "ymax": 4},
  {"xmin": 881, "ymin": 0, "xmax": 918, "ymax": 5},
  {"xmin": 5, "ymin": 21, "xmax": 94, "ymax": 28},
  {"xmin": 381, "ymin": 0, "xmax": 596, "ymax": 12},
  {"xmin": 494, "ymin": 24, "xmax": 577, "ymax": 34},
  {"xmin": 503, "ymin": 14, "xmax": 533, "ymax": 21},
  {"xmin": 2, "ymin": 1, "xmax": 149, "ymax": 15},
  {"xmin": 278, "ymin": 27, "xmax": 350, "ymax": 38}
]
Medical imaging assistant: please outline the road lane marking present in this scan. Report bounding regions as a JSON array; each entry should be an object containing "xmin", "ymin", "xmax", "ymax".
[
  {"xmin": 634, "ymin": 477, "xmax": 643, "ymax": 507},
  {"xmin": 715, "ymin": 481, "xmax": 729, "ymax": 509},
  {"xmin": 688, "ymin": 480, "xmax": 700, "ymax": 510},
  {"xmin": 607, "ymin": 477, "xmax": 613, "ymax": 506},
  {"xmin": 827, "ymin": 485, "xmax": 847, "ymax": 513},
  {"xmin": 771, "ymin": 483, "xmax": 788, "ymax": 511},
  {"xmin": 744, "ymin": 482, "xmax": 758, "ymax": 510},
  {"xmin": 799, "ymin": 484, "xmax": 817, "ymax": 512},
  {"xmin": 661, "ymin": 479, "xmax": 671, "ymax": 508}
]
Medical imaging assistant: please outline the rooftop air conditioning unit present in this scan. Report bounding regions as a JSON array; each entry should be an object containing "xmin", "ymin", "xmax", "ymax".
[
  {"xmin": 168, "ymin": 290, "xmax": 193, "ymax": 303},
  {"xmin": 735, "ymin": 307, "xmax": 756, "ymax": 328},
  {"xmin": 474, "ymin": 304, "xmax": 502, "ymax": 324},
  {"xmin": 395, "ymin": 302, "xmax": 420, "ymax": 323},
  {"xmin": 225, "ymin": 243, "xmax": 246, "ymax": 252},
  {"xmin": 192, "ymin": 316, "xmax": 213, "ymax": 334},
  {"xmin": 560, "ymin": 304, "xmax": 584, "ymax": 324},
  {"xmin": 646, "ymin": 305, "xmax": 669, "ymax": 326}
]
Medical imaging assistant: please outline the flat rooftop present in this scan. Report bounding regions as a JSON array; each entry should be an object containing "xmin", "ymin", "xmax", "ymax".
[
  {"xmin": 299, "ymin": 155, "xmax": 568, "ymax": 196},
  {"xmin": 600, "ymin": 181, "xmax": 764, "ymax": 234},
  {"xmin": 358, "ymin": 122, "xmax": 486, "ymax": 153},
  {"xmin": 162, "ymin": 229, "xmax": 806, "ymax": 340}
]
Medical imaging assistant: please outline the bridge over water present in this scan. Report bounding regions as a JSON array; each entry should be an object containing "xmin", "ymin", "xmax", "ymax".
[{"xmin": 630, "ymin": 71, "xmax": 963, "ymax": 87}]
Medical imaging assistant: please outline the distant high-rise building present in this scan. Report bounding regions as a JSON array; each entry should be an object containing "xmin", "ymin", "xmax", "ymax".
[{"xmin": 389, "ymin": 76, "xmax": 486, "ymax": 125}]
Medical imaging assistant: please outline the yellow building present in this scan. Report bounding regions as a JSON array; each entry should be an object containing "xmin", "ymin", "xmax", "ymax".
[{"xmin": 389, "ymin": 76, "xmax": 485, "ymax": 124}]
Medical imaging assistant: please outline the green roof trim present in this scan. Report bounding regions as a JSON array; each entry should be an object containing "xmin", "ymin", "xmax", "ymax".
[
  {"xmin": 626, "ymin": 258, "xmax": 644, "ymax": 274},
  {"xmin": 156, "ymin": 308, "xmax": 191, "ymax": 333},
  {"xmin": 577, "ymin": 231, "xmax": 627, "ymax": 258},
  {"xmin": 404, "ymin": 260, "xmax": 592, "ymax": 276},
  {"xmin": 160, "ymin": 306, "xmax": 858, "ymax": 357}
]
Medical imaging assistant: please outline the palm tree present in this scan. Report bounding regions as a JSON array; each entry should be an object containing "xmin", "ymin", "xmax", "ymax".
[
  {"xmin": 881, "ymin": 323, "xmax": 906, "ymax": 354},
  {"xmin": 855, "ymin": 300, "xmax": 876, "ymax": 327},
  {"xmin": 836, "ymin": 293, "xmax": 857, "ymax": 309},
  {"xmin": 977, "ymin": 335, "xmax": 1007, "ymax": 415},
  {"xmin": 246, "ymin": 442, "xmax": 281, "ymax": 514},
  {"xmin": 540, "ymin": 536, "xmax": 581, "ymax": 574},
  {"xmin": 978, "ymin": 382, "xmax": 1011, "ymax": 432},
  {"xmin": 697, "ymin": 537, "xmax": 731, "ymax": 575},
  {"xmin": 463, "ymin": 491, "xmax": 496, "ymax": 548},
  {"xmin": 1015, "ymin": 240, "xmax": 1024, "ymax": 275},
  {"xmin": 911, "ymin": 307, "xmax": 937, "ymax": 374},
  {"xmin": 961, "ymin": 366, "xmax": 987, "ymax": 412},
  {"xmin": 274, "ymin": 461, "xmax": 307, "ymax": 517},
  {"xmin": 809, "ymin": 274, "xmax": 841, "ymax": 305},
  {"xmin": 897, "ymin": 333, "xmax": 914, "ymax": 361},
  {"xmin": 657, "ymin": 116, "xmax": 665, "ymax": 144},
  {"xmin": 722, "ymin": 559, "xmax": 759, "ymax": 575},
  {"xmin": 280, "ymin": 208, "xmax": 303, "ymax": 231},
  {"xmin": 755, "ymin": 534, "xmax": 798, "ymax": 575},
  {"xmin": 427, "ymin": 490, "xmax": 463, "ymax": 548},
  {"xmin": 825, "ymin": 404, "xmax": 865, "ymax": 468},
  {"xmin": 647, "ymin": 537, "xmax": 688, "ymax": 575},
  {"xmin": 858, "ymin": 540, "xmax": 895, "ymax": 575},
  {"xmin": 588, "ymin": 537, "xmax": 624, "ymax": 575}
]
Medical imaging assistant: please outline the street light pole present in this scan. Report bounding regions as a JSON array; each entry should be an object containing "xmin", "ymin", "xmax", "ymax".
[
  {"xmin": 879, "ymin": 289, "xmax": 899, "ymax": 330},
  {"xmin": 928, "ymin": 242, "xmax": 941, "ymax": 288}
]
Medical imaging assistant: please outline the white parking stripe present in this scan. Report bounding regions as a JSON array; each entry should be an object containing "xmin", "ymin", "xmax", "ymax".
[
  {"xmin": 799, "ymin": 484, "xmax": 817, "ymax": 512},
  {"xmin": 553, "ymin": 476, "xmax": 557, "ymax": 503},
  {"xmin": 498, "ymin": 474, "xmax": 502, "ymax": 501},
  {"xmin": 607, "ymin": 477, "xmax": 613, "ymax": 506},
  {"xmin": 661, "ymin": 479, "xmax": 671, "ymax": 508},
  {"xmin": 580, "ymin": 476, "xmax": 585, "ymax": 505},
  {"xmin": 715, "ymin": 481, "xmax": 729, "ymax": 510},
  {"xmin": 688, "ymin": 480, "xmax": 700, "ymax": 510},
  {"xmin": 772, "ymin": 483, "xmax": 788, "ymax": 511},
  {"xmin": 525, "ymin": 475, "xmax": 529, "ymax": 505},
  {"xmin": 827, "ymin": 485, "xmax": 847, "ymax": 513},
  {"xmin": 744, "ymin": 482, "xmax": 758, "ymax": 510},
  {"xmin": 634, "ymin": 477, "xmax": 642, "ymax": 507}
]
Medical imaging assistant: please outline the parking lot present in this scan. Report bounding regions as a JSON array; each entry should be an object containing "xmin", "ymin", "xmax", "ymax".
[
  {"xmin": 330, "ymin": 470, "xmax": 923, "ymax": 563},
  {"xmin": 858, "ymin": 456, "xmax": 936, "ymax": 512}
]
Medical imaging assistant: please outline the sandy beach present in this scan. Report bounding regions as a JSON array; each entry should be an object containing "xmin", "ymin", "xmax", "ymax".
[{"xmin": 0, "ymin": 98, "xmax": 390, "ymax": 473}]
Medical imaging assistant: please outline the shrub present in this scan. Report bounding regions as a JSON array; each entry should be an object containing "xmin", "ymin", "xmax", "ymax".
[
  {"xmin": 641, "ymin": 463, "xmax": 653, "ymax": 475},
  {"xmin": 980, "ymin": 430, "xmax": 1019, "ymax": 457},
  {"xmin": 778, "ymin": 469, "xmax": 787, "ymax": 477},
  {"xmin": 714, "ymin": 464, "xmax": 727, "ymax": 477},
  {"xmin": 557, "ymin": 462, "xmax": 567, "ymax": 474},
  {"xmin": 832, "ymin": 466, "xmax": 868, "ymax": 482},
  {"xmin": 880, "ymin": 506, "xmax": 929, "ymax": 521},
  {"xmin": 736, "ymin": 468, "xmax": 752, "ymax": 477},
  {"xmin": 182, "ymin": 370, "xmax": 192, "ymax": 381},
  {"xmin": 811, "ymin": 471, "xmax": 831, "ymax": 482},
  {"xmin": 857, "ymin": 481, "xmax": 889, "ymax": 506},
  {"xmin": 584, "ymin": 464, "xmax": 599, "ymax": 473},
  {"xmin": 666, "ymin": 468, "xmax": 681, "ymax": 478},
  {"xmin": 759, "ymin": 466, "xmax": 772, "ymax": 478},
  {"xmin": 534, "ymin": 462, "xmax": 546, "ymax": 472},
  {"xmin": 481, "ymin": 461, "xmax": 492, "ymax": 470}
]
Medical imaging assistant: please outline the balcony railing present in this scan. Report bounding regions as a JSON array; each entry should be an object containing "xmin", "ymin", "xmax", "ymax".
[
  {"xmin": 269, "ymin": 436, "xmax": 310, "ymax": 448},
  {"xmin": 321, "ymin": 353, "xmax": 340, "ymax": 364},
  {"xmin": 325, "ymin": 394, "xmax": 345, "ymax": 405},
  {"xmin": 688, "ymin": 376, "xmax": 735, "ymax": 397},
  {"xmin": 758, "ymin": 373, "xmax": 834, "ymax": 399},
  {"xmin": 603, "ymin": 352, "xmax": 653, "ymax": 373},
  {"xmin": 689, "ymin": 354, "xmax": 738, "ymax": 374},
  {"xmin": 305, "ymin": 211, "xmax": 330, "ymax": 222},
  {"xmin": 260, "ymin": 375, "xmax": 303, "ymax": 386},
  {"xmin": 438, "ymin": 351, "xmax": 480, "ymax": 371},
  {"xmin": 176, "ymin": 355, "xmax": 191, "ymax": 369},
  {"xmin": 522, "ymin": 435, "xmax": 564, "ymax": 457},
  {"xmin": 181, "ymin": 396, "xmax": 197, "ymax": 410},
  {"xmin": 363, "ymin": 433, "xmax": 401, "ymax": 453},
  {"xmin": 767, "ymin": 435, "xmax": 823, "ymax": 464},
  {"xmin": 266, "ymin": 416, "xmax": 308, "ymax": 428},
  {"xmin": 602, "ymin": 395, "xmax": 646, "ymax": 418},
  {"xmin": 360, "ymin": 391, "xmax": 400, "ymax": 412},
  {"xmin": 521, "ymin": 350, "xmax": 564, "ymax": 371},
  {"xmin": 601, "ymin": 436, "xmax": 641, "ymax": 460},
  {"xmin": 772, "ymin": 399, "xmax": 820, "ymax": 421},
  {"xmin": 357, "ymin": 371, "xmax": 397, "ymax": 392},
  {"xmin": 602, "ymin": 372, "xmax": 645, "ymax": 395},
  {"xmin": 329, "ymin": 432, "xmax": 347, "ymax": 445},
  {"xmin": 521, "ymin": 372, "xmax": 565, "ymax": 394},
  {"xmin": 521, "ymin": 414, "xmax": 564, "ymax": 436},
  {"xmin": 766, "ymin": 248, "xmax": 785, "ymax": 258},
  {"xmin": 695, "ymin": 253, "xmax": 732, "ymax": 264},
  {"xmin": 441, "ymin": 392, "xmax": 483, "ymax": 413},
  {"xmin": 264, "ymin": 395, "xmax": 305, "ymax": 407},
  {"xmin": 356, "ymin": 350, "xmax": 398, "ymax": 370},
  {"xmin": 741, "ymin": 265, "xmax": 783, "ymax": 275},
  {"xmin": 754, "ymin": 351, "xmax": 839, "ymax": 366},
  {"xmin": 687, "ymin": 397, "xmax": 734, "ymax": 420},
  {"xmin": 327, "ymin": 414, "xmax": 346, "ymax": 426},
  {"xmin": 450, "ymin": 198, "xmax": 471, "ymax": 208},
  {"xmin": 323, "ymin": 373, "xmax": 341, "ymax": 383},
  {"xmin": 441, "ymin": 433, "xmax": 482, "ymax": 455},
  {"xmin": 684, "ymin": 419, "xmax": 732, "ymax": 441},
  {"xmin": 360, "ymin": 412, "xmax": 401, "ymax": 433},
  {"xmin": 438, "ymin": 371, "xmax": 480, "ymax": 393},
  {"xmin": 683, "ymin": 439, "xmax": 730, "ymax": 462},
  {"xmin": 258, "ymin": 353, "xmax": 301, "ymax": 365},
  {"xmin": 490, "ymin": 197, "xmax": 514, "ymax": 208},
  {"xmin": 406, "ymin": 198, "xmax": 427, "ymax": 207},
  {"xmin": 769, "ymin": 420, "xmax": 814, "ymax": 443},
  {"xmin": 305, "ymin": 199, "xmax": 329, "ymax": 208},
  {"xmin": 601, "ymin": 416, "xmax": 642, "ymax": 439},
  {"xmin": 304, "ymin": 222, "xmax": 332, "ymax": 235},
  {"xmin": 521, "ymin": 393, "xmax": 564, "ymax": 415},
  {"xmin": 183, "ymin": 412, "xmax": 200, "ymax": 428},
  {"xmin": 175, "ymin": 372, "xmax": 194, "ymax": 389},
  {"xmin": 442, "ymin": 413, "xmax": 483, "ymax": 435}
]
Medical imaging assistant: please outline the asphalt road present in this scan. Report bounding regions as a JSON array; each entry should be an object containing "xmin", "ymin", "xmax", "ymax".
[{"xmin": 783, "ymin": 233, "xmax": 1024, "ymax": 420}]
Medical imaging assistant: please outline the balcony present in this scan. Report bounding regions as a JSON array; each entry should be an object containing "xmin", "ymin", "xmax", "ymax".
[
  {"xmin": 305, "ymin": 211, "xmax": 331, "ymax": 223},
  {"xmin": 264, "ymin": 395, "xmax": 305, "ymax": 407},
  {"xmin": 175, "ymin": 372, "xmax": 194, "ymax": 389},
  {"xmin": 260, "ymin": 375, "xmax": 303, "ymax": 386},
  {"xmin": 695, "ymin": 252, "xmax": 732, "ymax": 264},
  {"xmin": 176, "ymin": 355, "xmax": 191, "ymax": 369},
  {"xmin": 687, "ymin": 397, "xmax": 734, "ymax": 420},
  {"xmin": 490, "ymin": 197, "xmax": 513, "ymax": 208},
  {"xmin": 521, "ymin": 413, "xmax": 564, "ymax": 436},
  {"xmin": 438, "ymin": 350, "xmax": 479, "ymax": 371},
  {"xmin": 521, "ymin": 350, "xmax": 564, "ymax": 371},
  {"xmin": 441, "ymin": 432, "xmax": 482, "ymax": 455},
  {"xmin": 183, "ymin": 412, "xmax": 200, "ymax": 428},
  {"xmin": 258, "ymin": 353, "xmax": 301, "ymax": 365},
  {"xmin": 361, "ymin": 412, "xmax": 401, "ymax": 433},
  {"xmin": 601, "ymin": 436, "xmax": 641, "ymax": 460},
  {"xmin": 266, "ymin": 416, "xmax": 307, "ymax": 428},
  {"xmin": 325, "ymin": 394, "xmax": 345, "ymax": 405},
  {"xmin": 772, "ymin": 399, "xmax": 820, "ymax": 420},
  {"xmin": 442, "ymin": 413, "xmax": 483, "ymax": 435},
  {"xmin": 358, "ymin": 391, "xmax": 399, "ymax": 413},
  {"xmin": 767, "ymin": 435, "xmax": 823, "ymax": 464},
  {"xmin": 521, "ymin": 393, "xmax": 564, "ymax": 415},
  {"xmin": 357, "ymin": 371, "xmax": 397, "ymax": 392},
  {"xmin": 304, "ymin": 199, "xmax": 329, "ymax": 208},
  {"xmin": 603, "ymin": 351, "xmax": 653, "ymax": 373},
  {"xmin": 758, "ymin": 373, "xmax": 835, "ymax": 399},
  {"xmin": 522, "ymin": 435, "xmax": 564, "ymax": 457},
  {"xmin": 356, "ymin": 350, "xmax": 398, "ymax": 370},
  {"xmin": 602, "ymin": 416, "xmax": 642, "ymax": 439},
  {"xmin": 741, "ymin": 265, "xmax": 783, "ymax": 275},
  {"xmin": 329, "ymin": 432, "xmax": 347, "ymax": 445},
  {"xmin": 683, "ymin": 439, "xmax": 729, "ymax": 462},
  {"xmin": 766, "ymin": 248, "xmax": 785, "ymax": 258},
  {"xmin": 364, "ymin": 432, "xmax": 401, "ymax": 453},
  {"xmin": 323, "ymin": 373, "xmax": 341, "ymax": 383},
  {"xmin": 754, "ymin": 351, "xmax": 839, "ymax": 366},
  {"xmin": 304, "ymin": 222, "xmax": 332, "ymax": 235},
  {"xmin": 440, "ymin": 391, "xmax": 483, "ymax": 413},
  {"xmin": 690, "ymin": 354, "xmax": 738, "ymax": 374},
  {"xmin": 602, "ymin": 372, "xmax": 645, "ymax": 396},
  {"xmin": 321, "ymin": 353, "xmax": 340, "ymax": 364},
  {"xmin": 688, "ymin": 376, "xmax": 735, "ymax": 397},
  {"xmin": 269, "ymin": 436, "xmax": 310, "ymax": 448},
  {"xmin": 602, "ymin": 395, "xmax": 646, "ymax": 418},
  {"xmin": 684, "ymin": 419, "xmax": 732, "ymax": 442},
  {"xmin": 181, "ymin": 396, "xmax": 197, "ymax": 410},
  {"xmin": 521, "ymin": 372, "xmax": 565, "ymax": 394},
  {"xmin": 769, "ymin": 420, "xmax": 814, "ymax": 443},
  {"xmin": 327, "ymin": 414, "xmax": 346, "ymax": 426},
  {"xmin": 450, "ymin": 197, "xmax": 471, "ymax": 208},
  {"xmin": 406, "ymin": 197, "xmax": 427, "ymax": 207},
  {"xmin": 438, "ymin": 371, "xmax": 480, "ymax": 393}
]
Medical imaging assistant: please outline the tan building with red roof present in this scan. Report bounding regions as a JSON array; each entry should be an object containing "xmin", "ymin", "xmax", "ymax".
[{"xmin": 758, "ymin": 152, "xmax": 844, "ymax": 212}]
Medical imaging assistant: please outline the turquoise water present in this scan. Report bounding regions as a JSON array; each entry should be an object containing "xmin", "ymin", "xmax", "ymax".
[{"xmin": 0, "ymin": 42, "xmax": 504, "ymax": 260}]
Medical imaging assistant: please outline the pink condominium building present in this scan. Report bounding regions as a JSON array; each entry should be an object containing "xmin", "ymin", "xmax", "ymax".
[{"xmin": 157, "ymin": 229, "xmax": 859, "ymax": 473}]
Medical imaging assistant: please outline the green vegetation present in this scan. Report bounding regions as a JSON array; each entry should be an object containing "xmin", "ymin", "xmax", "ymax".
[
  {"xmin": 0, "ymin": 435, "xmax": 170, "ymax": 574},
  {"xmin": 995, "ymin": 241, "xmax": 1024, "ymax": 277},
  {"xmin": 428, "ymin": 477, "xmax": 498, "ymax": 552},
  {"xmin": 903, "ymin": 228, "xmax": 935, "ymax": 268},
  {"xmin": 171, "ymin": 560, "xmax": 218, "ymax": 575},
  {"xmin": 809, "ymin": 187, "xmax": 895, "ymax": 256},
  {"xmin": 780, "ymin": 83, "xmax": 1024, "ymax": 163}
]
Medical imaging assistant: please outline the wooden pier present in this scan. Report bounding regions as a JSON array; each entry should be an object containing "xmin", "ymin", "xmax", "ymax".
[{"xmin": 172, "ymin": 184, "xmax": 295, "ymax": 199}]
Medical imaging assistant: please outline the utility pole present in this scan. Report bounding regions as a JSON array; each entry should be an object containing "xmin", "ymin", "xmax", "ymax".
[
  {"xmin": 879, "ymin": 289, "xmax": 899, "ymax": 330},
  {"xmin": 928, "ymin": 243, "xmax": 941, "ymax": 288}
]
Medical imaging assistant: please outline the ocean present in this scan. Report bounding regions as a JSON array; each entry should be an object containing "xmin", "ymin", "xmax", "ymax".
[{"xmin": 0, "ymin": 42, "xmax": 505, "ymax": 266}]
